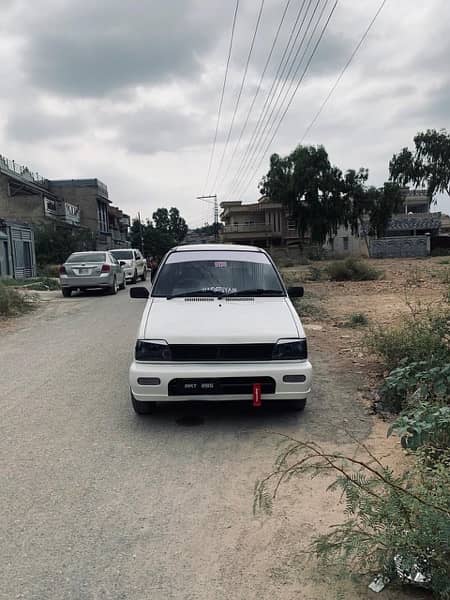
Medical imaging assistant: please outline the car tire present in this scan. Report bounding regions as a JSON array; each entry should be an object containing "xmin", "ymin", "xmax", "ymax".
[
  {"xmin": 288, "ymin": 399, "xmax": 307, "ymax": 411},
  {"xmin": 62, "ymin": 288, "xmax": 72, "ymax": 298},
  {"xmin": 131, "ymin": 391, "xmax": 156, "ymax": 415},
  {"xmin": 108, "ymin": 277, "xmax": 118, "ymax": 295},
  {"xmin": 140, "ymin": 268, "xmax": 147, "ymax": 281},
  {"xmin": 131, "ymin": 270, "xmax": 138, "ymax": 284},
  {"xmin": 119, "ymin": 276, "xmax": 126, "ymax": 290}
]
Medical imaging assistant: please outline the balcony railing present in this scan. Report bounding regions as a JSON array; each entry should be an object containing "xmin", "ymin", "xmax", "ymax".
[
  {"xmin": 0, "ymin": 154, "xmax": 45, "ymax": 184},
  {"xmin": 224, "ymin": 223, "xmax": 272, "ymax": 233}
]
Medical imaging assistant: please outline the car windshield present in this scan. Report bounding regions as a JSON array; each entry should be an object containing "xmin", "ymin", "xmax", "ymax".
[
  {"xmin": 110, "ymin": 250, "xmax": 133, "ymax": 260},
  {"xmin": 66, "ymin": 252, "xmax": 106, "ymax": 263},
  {"xmin": 152, "ymin": 250, "xmax": 284, "ymax": 298}
]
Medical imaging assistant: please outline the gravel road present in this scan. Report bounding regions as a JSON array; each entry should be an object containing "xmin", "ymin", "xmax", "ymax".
[{"xmin": 1, "ymin": 287, "xmax": 411, "ymax": 600}]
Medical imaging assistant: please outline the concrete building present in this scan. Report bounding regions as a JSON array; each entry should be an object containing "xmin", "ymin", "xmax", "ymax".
[
  {"xmin": 0, "ymin": 154, "xmax": 129, "ymax": 250},
  {"xmin": 220, "ymin": 197, "xmax": 298, "ymax": 247}
]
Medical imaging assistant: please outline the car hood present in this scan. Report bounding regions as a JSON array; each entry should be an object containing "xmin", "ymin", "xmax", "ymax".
[{"xmin": 143, "ymin": 297, "xmax": 302, "ymax": 343}]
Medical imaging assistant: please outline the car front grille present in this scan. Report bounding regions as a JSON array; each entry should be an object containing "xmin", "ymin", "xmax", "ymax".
[
  {"xmin": 168, "ymin": 377, "xmax": 276, "ymax": 396},
  {"xmin": 169, "ymin": 344, "xmax": 274, "ymax": 362}
]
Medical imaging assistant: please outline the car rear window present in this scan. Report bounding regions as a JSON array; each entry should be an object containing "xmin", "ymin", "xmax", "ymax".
[
  {"xmin": 110, "ymin": 250, "xmax": 133, "ymax": 260},
  {"xmin": 66, "ymin": 253, "xmax": 106, "ymax": 263}
]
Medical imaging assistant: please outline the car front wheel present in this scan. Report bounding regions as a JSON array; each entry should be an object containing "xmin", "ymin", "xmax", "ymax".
[
  {"xmin": 62, "ymin": 288, "xmax": 72, "ymax": 297},
  {"xmin": 131, "ymin": 391, "xmax": 156, "ymax": 415},
  {"xmin": 119, "ymin": 276, "xmax": 126, "ymax": 290},
  {"xmin": 140, "ymin": 268, "xmax": 147, "ymax": 281},
  {"xmin": 287, "ymin": 399, "xmax": 306, "ymax": 411},
  {"xmin": 131, "ymin": 270, "xmax": 138, "ymax": 284}
]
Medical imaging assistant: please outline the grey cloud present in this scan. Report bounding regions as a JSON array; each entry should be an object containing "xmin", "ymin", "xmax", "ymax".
[
  {"xmin": 16, "ymin": 0, "xmax": 228, "ymax": 97},
  {"xmin": 5, "ymin": 108, "xmax": 85, "ymax": 142},
  {"xmin": 117, "ymin": 106, "xmax": 210, "ymax": 154}
]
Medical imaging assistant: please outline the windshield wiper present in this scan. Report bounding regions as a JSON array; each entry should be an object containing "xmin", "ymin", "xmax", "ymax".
[
  {"xmin": 222, "ymin": 288, "xmax": 284, "ymax": 297},
  {"xmin": 166, "ymin": 290, "xmax": 223, "ymax": 300}
]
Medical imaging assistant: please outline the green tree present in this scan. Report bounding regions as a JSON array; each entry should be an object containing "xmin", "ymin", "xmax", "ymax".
[
  {"xmin": 152, "ymin": 208, "xmax": 171, "ymax": 231},
  {"xmin": 168, "ymin": 207, "xmax": 188, "ymax": 243},
  {"xmin": 389, "ymin": 128, "xmax": 450, "ymax": 200},
  {"xmin": 260, "ymin": 145, "xmax": 401, "ymax": 243},
  {"xmin": 34, "ymin": 222, "xmax": 95, "ymax": 265}
]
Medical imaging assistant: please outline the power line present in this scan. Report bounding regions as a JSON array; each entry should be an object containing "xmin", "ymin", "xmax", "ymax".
[
  {"xmin": 232, "ymin": 0, "xmax": 327, "ymax": 200},
  {"xmin": 216, "ymin": 0, "xmax": 293, "ymax": 192},
  {"xmin": 300, "ymin": 0, "xmax": 387, "ymax": 143},
  {"xmin": 236, "ymin": 0, "xmax": 338, "ymax": 201},
  {"xmin": 202, "ymin": 0, "xmax": 240, "ymax": 195},
  {"xmin": 225, "ymin": 0, "xmax": 311, "ymax": 197},
  {"xmin": 210, "ymin": 0, "xmax": 266, "ymax": 194}
]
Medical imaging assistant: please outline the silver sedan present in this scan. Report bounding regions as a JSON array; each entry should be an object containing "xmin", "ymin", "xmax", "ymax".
[{"xmin": 59, "ymin": 251, "xmax": 126, "ymax": 297}]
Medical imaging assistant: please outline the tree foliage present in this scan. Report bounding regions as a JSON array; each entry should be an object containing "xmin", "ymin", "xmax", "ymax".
[
  {"xmin": 390, "ymin": 128, "xmax": 450, "ymax": 199},
  {"xmin": 260, "ymin": 145, "xmax": 401, "ymax": 243},
  {"xmin": 34, "ymin": 222, "xmax": 95, "ymax": 265},
  {"xmin": 129, "ymin": 206, "xmax": 188, "ymax": 259}
]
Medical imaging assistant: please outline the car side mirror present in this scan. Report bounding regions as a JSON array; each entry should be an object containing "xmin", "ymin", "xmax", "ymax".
[
  {"xmin": 130, "ymin": 287, "xmax": 149, "ymax": 299},
  {"xmin": 287, "ymin": 286, "xmax": 304, "ymax": 298},
  {"xmin": 119, "ymin": 260, "xmax": 126, "ymax": 266}
]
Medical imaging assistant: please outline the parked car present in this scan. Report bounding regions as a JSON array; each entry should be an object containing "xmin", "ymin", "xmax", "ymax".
[
  {"xmin": 110, "ymin": 248, "xmax": 146, "ymax": 283},
  {"xmin": 59, "ymin": 251, "xmax": 126, "ymax": 297},
  {"xmin": 128, "ymin": 244, "xmax": 312, "ymax": 414}
]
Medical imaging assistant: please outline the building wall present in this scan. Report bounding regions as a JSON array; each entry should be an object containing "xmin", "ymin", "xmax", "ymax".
[
  {"xmin": 322, "ymin": 225, "xmax": 368, "ymax": 257},
  {"xmin": 47, "ymin": 182, "xmax": 100, "ymax": 233},
  {"xmin": 0, "ymin": 173, "xmax": 46, "ymax": 222},
  {"xmin": 370, "ymin": 235, "xmax": 430, "ymax": 258}
]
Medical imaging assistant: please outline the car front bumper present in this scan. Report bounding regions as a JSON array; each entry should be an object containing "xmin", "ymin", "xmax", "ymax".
[
  {"xmin": 129, "ymin": 360, "xmax": 312, "ymax": 403},
  {"xmin": 60, "ymin": 273, "xmax": 114, "ymax": 288}
]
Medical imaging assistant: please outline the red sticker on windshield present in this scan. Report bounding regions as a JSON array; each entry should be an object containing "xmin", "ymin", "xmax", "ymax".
[{"xmin": 214, "ymin": 261, "xmax": 227, "ymax": 268}]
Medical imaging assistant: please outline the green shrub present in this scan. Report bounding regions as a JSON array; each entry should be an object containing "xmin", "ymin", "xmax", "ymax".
[
  {"xmin": 368, "ymin": 309, "xmax": 450, "ymax": 369},
  {"xmin": 0, "ymin": 284, "xmax": 36, "ymax": 317},
  {"xmin": 380, "ymin": 361, "xmax": 450, "ymax": 412},
  {"xmin": 37, "ymin": 264, "xmax": 60, "ymax": 278},
  {"xmin": 388, "ymin": 401, "xmax": 450, "ymax": 454},
  {"xmin": 327, "ymin": 258, "xmax": 381, "ymax": 281},
  {"xmin": 255, "ymin": 438, "xmax": 450, "ymax": 598},
  {"xmin": 345, "ymin": 312, "xmax": 368, "ymax": 327},
  {"xmin": 307, "ymin": 265, "xmax": 322, "ymax": 281},
  {"xmin": 0, "ymin": 277, "xmax": 60, "ymax": 291}
]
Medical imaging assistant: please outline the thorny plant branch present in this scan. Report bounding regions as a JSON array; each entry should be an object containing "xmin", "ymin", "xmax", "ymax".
[{"xmin": 259, "ymin": 432, "xmax": 450, "ymax": 517}]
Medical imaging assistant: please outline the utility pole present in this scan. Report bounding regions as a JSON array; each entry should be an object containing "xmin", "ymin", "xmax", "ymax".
[
  {"xmin": 197, "ymin": 195, "xmax": 219, "ymax": 242},
  {"xmin": 137, "ymin": 211, "xmax": 144, "ymax": 254}
]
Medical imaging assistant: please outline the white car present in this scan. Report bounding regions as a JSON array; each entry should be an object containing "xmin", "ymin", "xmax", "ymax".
[
  {"xmin": 110, "ymin": 248, "xmax": 147, "ymax": 283},
  {"xmin": 129, "ymin": 244, "xmax": 312, "ymax": 414}
]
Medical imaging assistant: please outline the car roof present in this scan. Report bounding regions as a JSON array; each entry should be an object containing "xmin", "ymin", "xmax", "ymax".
[
  {"xmin": 109, "ymin": 248, "xmax": 136, "ymax": 251},
  {"xmin": 173, "ymin": 244, "xmax": 264, "ymax": 253}
]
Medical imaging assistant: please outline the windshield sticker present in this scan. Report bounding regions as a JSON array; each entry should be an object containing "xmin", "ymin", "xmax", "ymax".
[
  {"xmin": 214, "ymin": 261, "xmax": 227, "ymax": 268},
  {"xmin": 202, "ymin": 286, "xmax": 237, "ymax": 294}
]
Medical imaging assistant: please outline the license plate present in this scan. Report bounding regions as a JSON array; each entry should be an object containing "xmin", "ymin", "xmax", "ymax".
[
  {"xmin": 78, "ymin": 268, "xmax": 89, "ymax": 274},
  {"xmin": 182, "ymin": 381, "xmax": 217, "ymax": 394}
]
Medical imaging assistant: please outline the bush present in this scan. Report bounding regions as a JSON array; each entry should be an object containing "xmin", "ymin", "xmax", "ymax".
[
  {"xmin": 1, "ymin": 277, "xmax": 60, "ymax": 291},
  {"xmin": 255, "ymin": 437, "xmax": 450, "ymax": 598},
  {"xmin": 37, "ymin": 264, "xmax": 60, "ymax": 278},
  {"xmin": 307, "ymin": 265, "xmax": 322, "ymax": 281},
  {"xmin": 0, "ymin": 283, "xmax": 36, "ymax": 317},
  {"xmin": 327, "ymin": 258, "xmax": 381, "ymax": 281},
  {"xmin": 345, "ymin": 312, "xmax": 368, "ymax": 327},
  {"xmin": 380, "ymin": 361, "xmax": 450, "ymax": 412},
  {"xmin": 368, "ymin": 309, "xmax": 450, "ymax": 369}
]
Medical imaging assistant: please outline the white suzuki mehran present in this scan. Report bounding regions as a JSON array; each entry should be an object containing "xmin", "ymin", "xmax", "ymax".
[{"xmin": 129, "ymin": 244, "xmax": 312, "ymax": 414}]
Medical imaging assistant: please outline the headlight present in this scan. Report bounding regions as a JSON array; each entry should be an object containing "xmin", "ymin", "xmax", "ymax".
[
  {"xmin": 272, "ymin": 338, "xmax": 307, "ymax": 360},
  {"xmin": 135, "ymin": 340, "xmax": 172, "ymax": 361}
]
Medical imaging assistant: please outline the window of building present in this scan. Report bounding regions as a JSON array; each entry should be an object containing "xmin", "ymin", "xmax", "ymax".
[
  {"xmin": 343, "ymin": 237, "xmax": 349, "ymax": 251},
  {"xmin": 287, "ymin": 219, "xmax": 296, "ymax": 231},
  {"xmin": 97, "ymin": 201, "xmax": 109, "ymax": 232}
]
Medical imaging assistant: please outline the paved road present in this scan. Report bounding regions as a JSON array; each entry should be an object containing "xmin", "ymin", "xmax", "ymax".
[{"xmin": 0, "ymin": 286, "xmax": 374, "ymax": 600}]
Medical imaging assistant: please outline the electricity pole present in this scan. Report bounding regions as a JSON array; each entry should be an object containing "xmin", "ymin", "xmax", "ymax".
[{"xmin": 196, "ymin": 194, "xmax": 219, "ymax": 242}]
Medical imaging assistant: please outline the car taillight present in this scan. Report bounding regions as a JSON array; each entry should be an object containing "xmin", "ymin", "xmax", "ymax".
[
  {"xmin": 101, "ymin": 264, "xmax": 111, "ymax": 273},
  {"xmin": 59, "ymin": 265, "xmax": 66, "ymax": 274}
]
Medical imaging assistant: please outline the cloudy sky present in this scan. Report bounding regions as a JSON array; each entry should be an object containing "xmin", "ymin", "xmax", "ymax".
[{"xmin": 1, "ymin": 0, "xmax": 449, "ymax": 227}]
